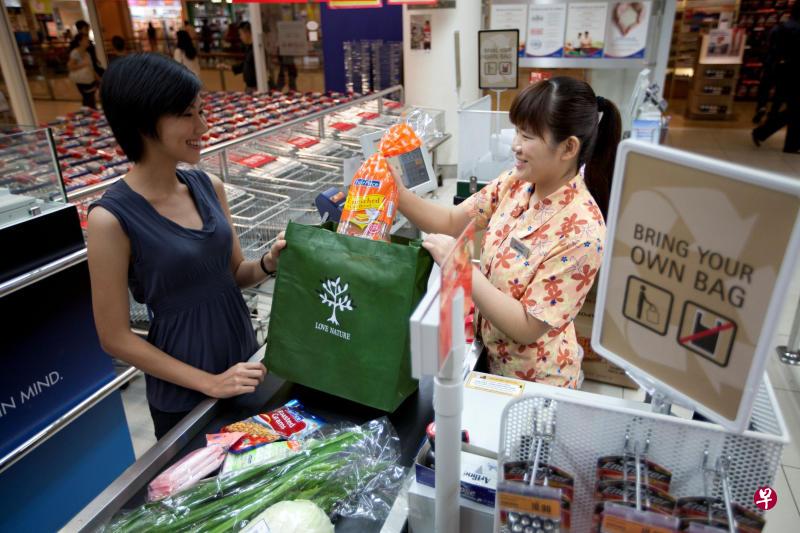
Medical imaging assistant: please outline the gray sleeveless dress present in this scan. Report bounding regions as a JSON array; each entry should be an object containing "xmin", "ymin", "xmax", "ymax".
[{"xmin": 90, "ymin": 169, "xmax": 258, "ymax": 412}]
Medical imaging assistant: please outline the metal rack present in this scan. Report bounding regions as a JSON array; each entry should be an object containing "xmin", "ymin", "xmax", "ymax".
[
  {"xmin": 777, "ymin": 295, "xmax": 800, "ymax": 365},
  {"xmin": 496, "ymin": 380, "xmax": 787, "ymax": 532}
]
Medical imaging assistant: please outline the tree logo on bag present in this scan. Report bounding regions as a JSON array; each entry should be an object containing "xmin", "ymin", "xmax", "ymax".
[{"xmin": 317, "ymin": 277, "xmax": 355, "ymax": 326}]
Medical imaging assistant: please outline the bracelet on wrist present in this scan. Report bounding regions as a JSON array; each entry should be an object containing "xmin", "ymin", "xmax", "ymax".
[{"xmin": 260, "ymin": 253, "xmax": 276, "ymax": 277}]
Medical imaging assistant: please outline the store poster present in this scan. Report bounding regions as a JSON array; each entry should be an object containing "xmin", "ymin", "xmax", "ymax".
[
  {"xmin": 605, "ymin": 2, "xmax": 651, "ymax": 59},
  {"xmin": 479, "ymin": 30, "xmax": 519, "ymax": 89},
  {"xmin": 410, "ymin": 14, "xmax": 432, "ymax": 51},
  {"xmin": 564, "ymin": 2, "xmax": 609, "ymax": 58},
  {"xmin": 597, "ymin": 150, "xmax": 800, "ymax": 425},
  {"xmin": 277, "ymin": 20, "xmax": 309, "ymax": 57},
  {"xmin": 491, "ymin": 3, "xmax": 528, "ymax": 57},
  {"xmin": 525, "ymin": 3, "xmax": 567, "ymax": 58}
]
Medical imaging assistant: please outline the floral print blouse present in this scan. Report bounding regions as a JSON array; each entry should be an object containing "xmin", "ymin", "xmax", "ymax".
[{"xmin": 464, "ymin": 170, "xmax": 606, "ymax": 388}]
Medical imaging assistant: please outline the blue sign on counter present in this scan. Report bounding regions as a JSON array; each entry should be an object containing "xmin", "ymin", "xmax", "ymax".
[{"xmin": 0, "ymin": 260, "xmax": 118, "ymax": 458}]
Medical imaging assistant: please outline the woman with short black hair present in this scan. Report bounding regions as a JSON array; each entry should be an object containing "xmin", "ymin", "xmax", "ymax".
[{"xmin": 87, "ymin": 54, "xmax": 285, "ymax": 438}]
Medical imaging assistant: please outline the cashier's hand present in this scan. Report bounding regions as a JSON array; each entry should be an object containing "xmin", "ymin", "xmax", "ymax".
[
  {"xmin": 205, "ymin": 362, "xmax": 267, "ymax": 399},
  {"xmin": 422, "ymin": 233, "xmax": 456, "ymax": 266},
  {"xmin": 262, "ymin": 231, "xmax": 287, "ymax": 274}
]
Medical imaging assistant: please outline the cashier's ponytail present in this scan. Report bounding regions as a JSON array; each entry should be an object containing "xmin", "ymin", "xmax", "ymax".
[
  {"xmin": 586, "ymin": 95, "xmax": 622, "ymax": 219},
  {"xmin": 509, "ymin": 77, "xmax": 621, "ymax": 219}
]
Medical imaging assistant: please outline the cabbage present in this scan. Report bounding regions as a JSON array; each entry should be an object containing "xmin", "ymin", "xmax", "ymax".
[{"xmin": 242, "ymin": 500, "xmax": 334, "ymax": 533}]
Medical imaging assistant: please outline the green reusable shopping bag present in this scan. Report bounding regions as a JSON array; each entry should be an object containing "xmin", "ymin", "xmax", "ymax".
[{"xmin": 266, "ymin": 221, "xmax": 434, "ymax": 412}]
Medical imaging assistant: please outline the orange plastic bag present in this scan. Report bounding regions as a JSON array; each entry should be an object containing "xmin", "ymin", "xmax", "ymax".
[{"xmin": 337, "ymin": 124, "xmax": 422, "ymax": 241}]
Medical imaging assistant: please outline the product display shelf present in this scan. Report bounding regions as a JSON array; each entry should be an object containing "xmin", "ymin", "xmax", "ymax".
[
  {"xmin": 497, "ymin": 378, "xmax": 787, "ymax": 532},
  {"xmin": 736, "ymin": 0, "xmax": 796, "ymax": 100},
  {"xmin": 0, "ymin": 126, "xmax": 66, "ymax": 204},
  {"xmin": 53, "ymin": 88, "xmax": 403, "ymax": 202}
]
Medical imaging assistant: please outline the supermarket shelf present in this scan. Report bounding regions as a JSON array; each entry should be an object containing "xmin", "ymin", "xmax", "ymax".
[{"xmin": 64, "ymin": 85, "xmax": 405, "ymax": 201}]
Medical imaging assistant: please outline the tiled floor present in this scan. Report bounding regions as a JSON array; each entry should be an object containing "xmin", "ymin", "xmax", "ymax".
[{"xmin": 114, "ymin": 124, "xmax": 800, "ymax": 528}]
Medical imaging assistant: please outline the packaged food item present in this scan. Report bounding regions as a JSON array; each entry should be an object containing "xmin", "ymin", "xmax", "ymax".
[
  {"xmin": 222, "ymin": 399, "xmax": 326, "ymax": 453},
  {"xmin": 337, "ymin": 152, "xmax": 398, "ymax": 241},
  {"xmin": 147, "ymin": 444, "xmax": 226, "ymax": 501},
  {"xmin": 337, "ymin": 123, "xmax": 422, "ymax": 241},
  {"xmin": 222, "ymin": 440, "xmax": 305, "ymax": 474},
  {"xmin": 596, "ymin": 455, "xmax": 672, "ymax": 492},
  {"xmin": 206, "ymin": 431, "xmax": 246, "ymax": 450}
]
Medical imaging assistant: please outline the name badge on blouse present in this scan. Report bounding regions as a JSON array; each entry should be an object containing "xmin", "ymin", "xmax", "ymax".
[{"xmin": 510, "ymin": 237, "xmax": 530, "ymax": 259}]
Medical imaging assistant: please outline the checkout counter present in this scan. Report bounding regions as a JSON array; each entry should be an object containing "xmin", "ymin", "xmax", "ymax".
[{"xmin": 68, "ymin": 342, "xmax": 484, "ymax": 531}]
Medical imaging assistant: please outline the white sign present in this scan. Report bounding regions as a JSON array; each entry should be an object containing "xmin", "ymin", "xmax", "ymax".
[
  {"xmin": 490, "ymin": 4, "xmax": 527, "ymax": 55},
  {"xmin": 605, "ymin": 2, "xmax": 651, "ymax": 59},
  {"xmin": 593, "ymin": 141, "xmax": 800, "ymax": 433},
  {"xmin": 479, "ymin": 30, "xmax": 519, "ymax": 90},
  {"xmin": 277, "ymin": 21, "xmax": 308, "ymax": 57},
  {"xmin": 525, "ymin": 3, "xmax": 567, "ymax": 58},
  {"xmin": 564, "ymin": 2, "xmax": 609, "ymax": 58}
]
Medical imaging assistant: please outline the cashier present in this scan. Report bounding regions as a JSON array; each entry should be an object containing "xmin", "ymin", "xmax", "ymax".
[
  {"xmin": 86, "ymin": 54, "xmax": 286, "ymax": 438},
  {"xmin": 396, "ymin": 77, "xmax": 621, "ymax": 388}
]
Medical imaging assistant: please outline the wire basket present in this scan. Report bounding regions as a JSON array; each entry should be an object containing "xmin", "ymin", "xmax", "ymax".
[{"xmin": 497, "ymin": 381, "xmax": 787, "ymax": 532}]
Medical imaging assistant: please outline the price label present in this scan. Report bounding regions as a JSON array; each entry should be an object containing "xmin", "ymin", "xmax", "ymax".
[
  {"xmin": 287, "ymin": 137, "xmax": 319, "ymax": 149},
  {"xmin": 229, "ymin": 153, "xmax": 276, "ymax": 168},
  {"xmin": 330, "ymin": 122, "xmax": 357, "ymax": 132},
  {"xmin": 498, "ymin": 491, "xmax": 561, "ymax": 520}
]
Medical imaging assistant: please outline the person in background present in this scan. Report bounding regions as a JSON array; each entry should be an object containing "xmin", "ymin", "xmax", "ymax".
[
  {"xmin": 752, "ymin": 2, "xmax": 800, "ymax": 154},
  {"xmin": 394, "ymin": 77, "xmax": 621, "ymax": 388},
  {"xmin": 88, "ymin": 54, "xmax": 285, "ymax": 439},
  {"xmin": 200, "ymin": 19, "xmax": 213, "ymax": 53},
  {"xmin": 230, "ymin": 21, "xmax": 256, "ymax": 91},
  {"xmin": 147, "ymin": 22, "xmax": 158, "ymax": 52},
  {"xmin": 184, "ymin": 19, "xmax": 198, "ymax": 42},
  {"xmin": 75, "ymin": 20, "xmax": 104, "ymax": 78},
  {"xmin": 109, "ymin": 35, "xmax": 127, "ymax": 63},
  {"xmin": 224, "ymin": 22, "xmax": 241, "ymax": 50},
  {"xmin": 276, "ymin": 55, "xmax": 297, "ymax": 92},
  {"xmin": 68, "ymin": 33, "xmax": 99, "ymax": 109},
  {"xmin": 174, "ymin": 30, "xmax": 201, "ymax": 79}
]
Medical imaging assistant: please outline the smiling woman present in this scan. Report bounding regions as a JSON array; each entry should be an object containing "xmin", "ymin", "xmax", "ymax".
[
  {"xmin": 394, "ymin": 77, "xmax": 622, "ymax": 388},
  {"xmin": 85, "ymin": 54, "xmax": 287, "ymax": 439}
]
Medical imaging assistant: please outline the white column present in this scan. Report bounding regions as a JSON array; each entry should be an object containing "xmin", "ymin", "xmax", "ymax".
[
  {"xmin": 403, "ymin": 3, "xmax": 482, "ymax": 165},
  {"xmin": 652, "ymin": 0, "xmax": 677, "ymax": 98},
  {"xmin": 0, "ymin": 5, "xmax": 37, "ymax": 125},
  {"xmin": 249, "ymin": 3, "xmax": 268, "ymax": 92},
  {"xmin": 84, "ymin": 0, "xmax": 108, "ymax": 68}
]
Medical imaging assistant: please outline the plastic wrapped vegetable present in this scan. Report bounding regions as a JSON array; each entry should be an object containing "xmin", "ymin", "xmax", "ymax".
[
  {"xmin": 105, "ymin": 418, "xmax": 405, "ymax": 532},
  {"xmin": 146, "ymin": 445, "xmax": 226, "ymax": 502},
  {"xmin": 241, "ymin": 500, "xmax": 333, "ymax": 533}
]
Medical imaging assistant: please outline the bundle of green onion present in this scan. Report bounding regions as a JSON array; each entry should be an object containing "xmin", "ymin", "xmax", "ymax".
[{"xmin": 107, "ymin": 422, "xmax": 398, "ymax": 532}]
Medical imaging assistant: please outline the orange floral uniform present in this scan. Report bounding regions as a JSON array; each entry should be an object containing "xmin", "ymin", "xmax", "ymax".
[{"xmin": 464, "ymin": 170, "xmax": 606, "ymax": 388}]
